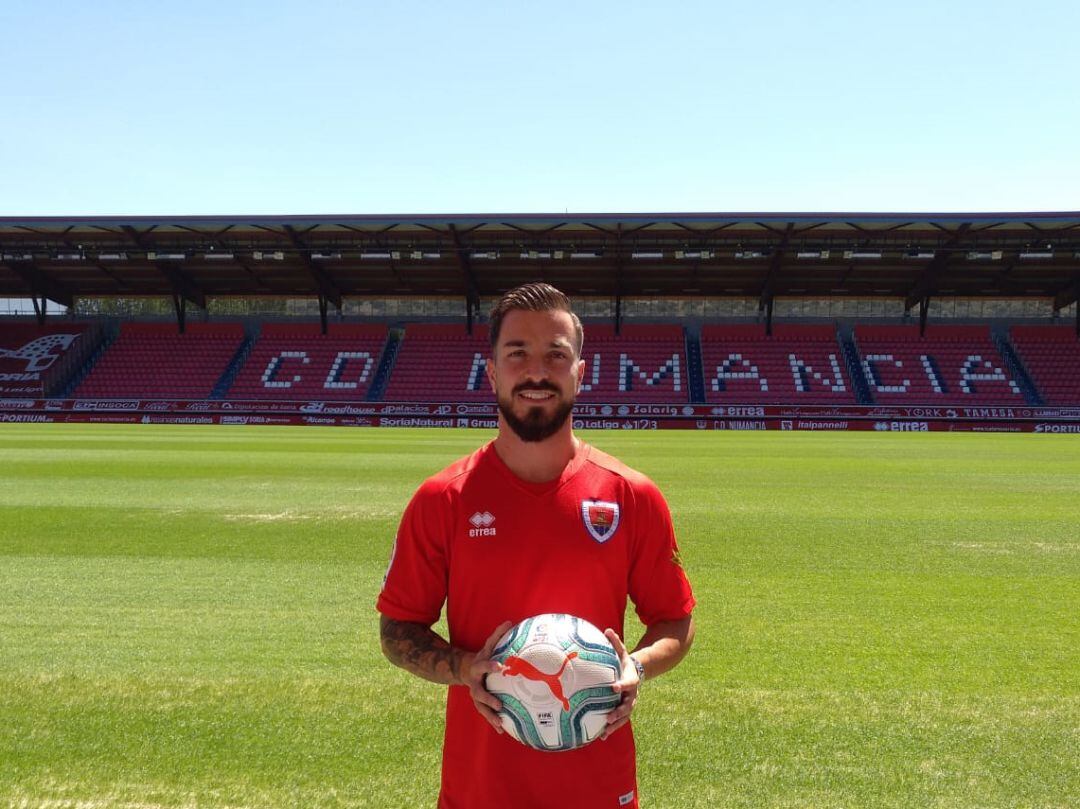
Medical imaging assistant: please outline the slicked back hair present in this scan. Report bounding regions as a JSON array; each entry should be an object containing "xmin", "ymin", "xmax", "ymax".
[{"xmin": 488, "ymin": 282, "xmax": 583, "ymax": 356}]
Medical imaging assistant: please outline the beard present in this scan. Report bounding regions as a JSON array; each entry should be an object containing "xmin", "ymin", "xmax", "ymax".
[{"xmin": 497, "ymin": 382, "xmax": 575, "ymax": 443}]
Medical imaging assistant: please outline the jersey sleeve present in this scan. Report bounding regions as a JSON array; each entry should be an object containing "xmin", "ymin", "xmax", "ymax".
[
  {"xmin": 627, "ymin": 477, "xmax": 696, "ymax": 626},
  {"xmin": 376, "ymin": 477, "xmax": 452, "ymax": 625}
]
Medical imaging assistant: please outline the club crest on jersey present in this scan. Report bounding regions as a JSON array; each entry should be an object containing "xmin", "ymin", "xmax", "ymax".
[{"xmin": 581, "ymin": 499, "xmax": 620, "ymax": 543}]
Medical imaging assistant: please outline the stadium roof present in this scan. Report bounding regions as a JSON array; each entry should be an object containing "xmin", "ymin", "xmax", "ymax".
[{"xmin": 2, "ymin": 212, "xmax": 1079, "ymax": 313}]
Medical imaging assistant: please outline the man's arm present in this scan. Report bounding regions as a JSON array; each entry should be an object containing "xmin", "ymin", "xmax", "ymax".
[
  {"xmin": 630, "ymin": 614, "xmax": 696, "ymax": 679},
  {"xmin": 601, "ymin": 614, "xmax": 695, "ymax": 739},
  {"xmin": 379, "ymin": 615, "xmax": 512, "ymax": 733},
  {"xmin": 379, "ymin": 615, "xmax": 466, "ymax": 685}
]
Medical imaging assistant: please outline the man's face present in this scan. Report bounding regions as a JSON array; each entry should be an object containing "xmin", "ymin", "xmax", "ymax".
[{"xmin": 487, "ymin": 308, "xmax": 584, "ymax": 443}]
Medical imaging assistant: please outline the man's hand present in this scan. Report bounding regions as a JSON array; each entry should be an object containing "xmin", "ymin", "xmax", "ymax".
[
  {"xmin": 459, "ymin": 620, "xmax": 513, "ymax": 734},
  {"xmin": 601, "ymin": 628, "xmax": 640, "ymax": 740}
]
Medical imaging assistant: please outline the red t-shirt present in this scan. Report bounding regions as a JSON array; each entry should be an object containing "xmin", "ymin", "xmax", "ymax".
[{"xmin": 377, "ymin": 441, "xmax": 695, "ymax": 809}]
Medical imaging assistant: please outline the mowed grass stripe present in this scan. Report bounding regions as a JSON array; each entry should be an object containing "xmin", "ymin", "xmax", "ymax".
[{"xmin": 1, "ymin": 424, "xmax": 1077, "ymax": 808}]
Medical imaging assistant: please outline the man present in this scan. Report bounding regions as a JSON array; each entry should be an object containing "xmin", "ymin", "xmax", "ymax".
[{"xmin": 377, "ymin": 283, "xmax": 695, "ymax": 808}]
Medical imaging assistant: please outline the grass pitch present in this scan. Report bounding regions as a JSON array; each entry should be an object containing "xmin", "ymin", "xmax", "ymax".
[{"xmin": 1, "ymin": 424, "xmax": 1077, "ymax": 808}]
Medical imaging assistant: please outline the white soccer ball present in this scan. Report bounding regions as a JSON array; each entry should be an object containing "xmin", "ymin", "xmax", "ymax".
[{"xmin": 485, "ymin": 613, "xmax": 623, "ymax": 752}]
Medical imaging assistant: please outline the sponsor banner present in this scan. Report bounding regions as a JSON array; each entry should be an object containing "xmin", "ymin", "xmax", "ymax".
[
  {"xmin": 72, "ymin": 400, "xmax": 142, "ymax": 412},
  {"xmin": 2, "ymin": 398, "xmax": 1080, "ymax": 434},
  {"xmin": 1033, "ymin": 423, "xmax": 1080, "ymax": 434},
  {"xmin": 0, "ymin": 412, "xmax": 54, "ymax": 423},
  {"xmin": 6, "ymin": 399, "xmax": 1080, "ymax": 422},
  {"xmin": 2, "ymin": 410, "xmax": 1078, "ymax": 432}
]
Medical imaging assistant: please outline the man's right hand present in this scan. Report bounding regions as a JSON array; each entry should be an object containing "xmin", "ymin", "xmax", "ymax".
[{"xmin": 458, "ymin": 620, "xmax": 513, "ymax": 734}]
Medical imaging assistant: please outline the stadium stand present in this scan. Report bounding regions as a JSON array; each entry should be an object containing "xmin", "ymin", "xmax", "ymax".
[
  {"xmin": 701, "ymin": 324, "xmax": 857, "ymax": 404},
  {"xmin": 16, "ymin": 315, "xmax": 1079, "ymax": 410},
  {"xmin": 383, "ymin": 324, "xmax": 492, "ymax": 402},
  {"xmin": 73, "ymin": 322, "xmax": 243, "ymax": 399},
  {"xmin": 383, "ymin": 322, "xmax": 688, "ymax": 403},
  {"xmin": 1008, "ymin": 325, "xmax": 1080, "ymax": 406},
  {"xmin": 852, "ymin": 325, "xmax": 1024, "ymax": 405},
  {"xmin": 226, "ymin": 323, "xmax": 388, "ymax": 400},
  {"xmin": 576, "ymin": 324, "xmax": 688, "ymax": 403},
  {"xmin": 1, "ymin": 321, "xmax": 94, "ymax": 396}
]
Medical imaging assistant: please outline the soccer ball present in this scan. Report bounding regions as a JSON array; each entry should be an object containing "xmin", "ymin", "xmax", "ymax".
[{"xmin": 485, "ymin": 613, "xmax": 623, "ymax": 752}]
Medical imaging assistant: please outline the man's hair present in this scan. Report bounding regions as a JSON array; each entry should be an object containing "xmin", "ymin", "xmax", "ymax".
[{"xmin": 489, "ymin": 282, "xmax": 583, "ymax": 355}]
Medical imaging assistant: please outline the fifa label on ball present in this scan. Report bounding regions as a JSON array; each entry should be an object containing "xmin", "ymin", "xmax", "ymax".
[{"xmin": 485, "ymin": 613, "xmax": 622, "ymax": 752}]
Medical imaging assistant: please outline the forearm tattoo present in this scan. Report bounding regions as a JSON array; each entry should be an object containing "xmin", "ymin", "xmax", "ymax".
[{"xmin": 380, "ymin": 616, "xmax": 466, "ymax": 685}]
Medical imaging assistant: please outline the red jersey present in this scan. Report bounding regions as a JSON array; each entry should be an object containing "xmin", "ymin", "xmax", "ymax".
[{"xmin": 377, "ymin": 441, "xmax": 695, "ymax": 809}]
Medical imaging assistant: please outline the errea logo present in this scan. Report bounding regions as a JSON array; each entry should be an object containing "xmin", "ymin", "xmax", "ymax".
[{"xmin": 468, "ymin": 511, "xmax": 496, "ymax": 537}]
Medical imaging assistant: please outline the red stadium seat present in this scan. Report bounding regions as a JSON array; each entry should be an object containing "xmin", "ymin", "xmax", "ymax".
[
  {"xmin": 701, "ymin": 324, "xmax": 856, "ymax": 404},
  {"xmin": 853, "ymin": 325, "xmax": 1023, "ymax": 405},
  {"xmin": 73, "ymin": 322, "xmax": 243, "ymax": 399},
  {"xmin": 383, "ymin": 323, "xmax": 689, "ymax": 403},
  {"xmin": 1009, "ymin": 325, "xmax": 1080, "ymax": 405},
  {"xmin": 384, "ymin": 324, "xmax": 492, "ymax": 402},
  {"xmin": 227, "ymin": 323, "xmax": 388, "ymax": 401}
]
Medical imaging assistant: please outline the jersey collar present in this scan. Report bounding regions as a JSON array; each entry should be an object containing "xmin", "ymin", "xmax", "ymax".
[{"xmin": 484, "ymin": 439, "xmax": 591, "ymax": 497}]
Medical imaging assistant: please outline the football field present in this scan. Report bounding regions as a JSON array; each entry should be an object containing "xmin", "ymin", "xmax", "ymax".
[{"xmin": 1, "ymin": 424, "xmax": 1077, "ymax": 808}]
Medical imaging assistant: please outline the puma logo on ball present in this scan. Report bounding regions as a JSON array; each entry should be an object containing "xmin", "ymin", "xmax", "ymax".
[{"xmin": 503, "ymin": 652, "xmax": 578, "ymax": 711}]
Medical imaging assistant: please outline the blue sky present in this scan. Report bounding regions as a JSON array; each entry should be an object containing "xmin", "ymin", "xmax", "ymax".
[{"xmin": 1, "ymin": 0, "xmax": 1078, "ymax": 215}]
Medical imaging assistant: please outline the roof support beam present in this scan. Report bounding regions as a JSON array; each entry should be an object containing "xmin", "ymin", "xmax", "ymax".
[
  {"xmin": 172, "ymin": 292, "xmax": 188, "ymax": 334},
  {"xmin": 448, "ymin": 224, "xmax": 481, "ymax": 329},
  {"xmin": 155, "ymin": 262, "xmax": 206, "ymax": 309},
  {"xmin": 905, "ymin": 223, "xmax": 971, "ymax": 309},
  {"xmin": 120, "ymin": 224, "xmax": 157, "ymax": 252},
  {"xmin": 282, "ymin": 225, "xmax": 343, "ymax": 310},
  {"xmin": 235, "ymin": 258, "xmax": 272, "ymax": 293},
  {"xmin": 94, "ymin": 262, "xmax": 129, "ymax": 292},
  {"xmin": 31, "ymin": 294, "xmax": 48, "ymax": 326},
  {"xmin": 613, "ymin": 224, "xmax": 625, "ymax": 335},
  {"xmin": 759, "ymin": 222, "xmax": 794, "ymax": 306},
  {"xmin": 466, "ymin": 294, "xmax": 481, "ymax": 335},
  {"xmin": 123, "ymin": 223, "xmax": 205, "ymax": 308},
  {"xmin": 4, "ymin": 261, "xmax": 75, "ymax": 308},
  {"xmin": 1053, "ymin": 275, "xmax": 1080, "ymax": 312}
]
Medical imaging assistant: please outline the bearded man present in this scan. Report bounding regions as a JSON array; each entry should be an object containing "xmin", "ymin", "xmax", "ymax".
[{"xmin": 377, "ymin": 282, "xmax": 695, "ymax": 809}]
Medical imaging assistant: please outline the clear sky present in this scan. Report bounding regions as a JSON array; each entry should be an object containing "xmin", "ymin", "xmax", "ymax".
[{"xmin": 2, "ymin": 0, "xmax": 1078, "ymax": 216}]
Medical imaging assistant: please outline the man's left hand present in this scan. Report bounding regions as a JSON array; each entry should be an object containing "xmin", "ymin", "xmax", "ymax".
[{"xmin": 601, "ymin": 628, "xmax": 639, "ymax": 740}]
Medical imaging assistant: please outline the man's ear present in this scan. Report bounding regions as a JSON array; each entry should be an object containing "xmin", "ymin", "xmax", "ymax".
[
  {"xmin": 486, "ymin": 357, "xmax": 496, "ymax": 393},
  {"xmin": 574, "ymin": 355, "xmax": 585, "ymax": 394}
]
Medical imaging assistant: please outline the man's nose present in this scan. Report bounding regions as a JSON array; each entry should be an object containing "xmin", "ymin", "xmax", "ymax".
[{"xmin": 522, "ymin": 354, "xmax": 548, "ymax": 380}]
